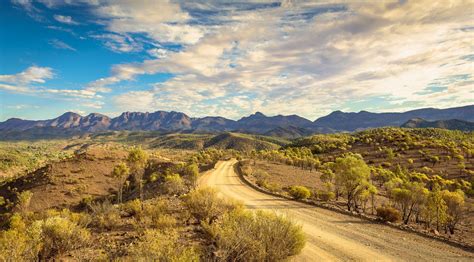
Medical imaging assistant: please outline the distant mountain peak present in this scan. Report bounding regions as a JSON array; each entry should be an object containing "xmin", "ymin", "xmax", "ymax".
[{"xmin": 0, "ymin": 105, "xmax": 473, "ymax": 139}]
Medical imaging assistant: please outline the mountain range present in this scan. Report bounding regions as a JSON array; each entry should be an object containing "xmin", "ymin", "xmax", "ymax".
[{"xmin": 1, "ymin": 105, "xmax": 473, "ymax": 139}]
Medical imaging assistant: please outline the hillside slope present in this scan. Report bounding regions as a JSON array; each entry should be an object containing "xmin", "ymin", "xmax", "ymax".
[{"xmin": 402, "ymin": 118, "xmax": 474, "ymax": 131}]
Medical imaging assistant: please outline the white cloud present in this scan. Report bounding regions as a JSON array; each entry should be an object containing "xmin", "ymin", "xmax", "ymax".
[
  {"xmin": 53, "ymin": 14, "xmax": 79, "ymax": 25},
  {"xmin": 14, "ymin": 0, "xmax": 474, "ymax": 119},
  {"xmin": 94, "ymin": 0, "xmax": 204, "ymax": 45},
  {"xmin": 91, "ymin": 33, "xmax": 142, "ymax": 53},
  {"xmin": 0, "ymin": 66, "xmax": 54, "ymax": 84},
  {"xmin": 49, "ymin": 39, "xmax": 76, "ymax": 51},
  {"xmin": 105, "ymin": 0, "xmax": 473, "ymax": 119}
]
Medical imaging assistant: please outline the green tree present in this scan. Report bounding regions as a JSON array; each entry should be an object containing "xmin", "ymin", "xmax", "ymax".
[
  {"xmin": 333, "ymin": 154, "xmax": 371, "ymax": 211},
  {"xmin": 128, "ymin": 147, "xmax": 149, "ymax": 201},
  {"xmin": 391, "ymin": 182, "xmax": 428, "ymax": 224},
  {"xmin": 441, "ymin": 190, "xmax": 465, "ymax": 234},
  {"xmin": 424, "ymin": 185, "xmax": 447, "ymax": 231},
  {"xmin": 112, "ymin": 162, "xmax": 130, "ymax": 204}
]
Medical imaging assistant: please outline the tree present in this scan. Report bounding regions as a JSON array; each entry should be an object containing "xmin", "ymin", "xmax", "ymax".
[
  {"xmin": 391, "ymin": 182, "xmax": 428, "ymax": 224},
  {"xmin": 128, "ymin": 147, "xmax": 149, "ymax": 201},
  {"xmin": 333, "ymin": 154, "xmax": 371, "ymax": 211},
  {"xmin": 441, "ymin": 190, "xmax": 465, "ymax": 234},
  {"xmin": 424, "ymin": 185, "xmax": 447, "ymax": 231},
  {"xmin": 112, "ymin": 162, "xmax": 130, "ymax": 204}
]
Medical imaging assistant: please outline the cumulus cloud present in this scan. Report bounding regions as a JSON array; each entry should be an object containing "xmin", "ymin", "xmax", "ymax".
[
  {"xmin": 0, "ymin": 66, "xmax": 54, "ymax": 84},
  {"xmin": 13, "ymin": 0, "xmax": 474, "ymax": 119},
  {"xmin": 94, "ymin": 0, "xmax": 204, "ymax": 45},
  {"xmin": 53, "ymin": 14, "xmax": 79, "ymax": 25},
  {"xmin": 98, "ymin": 0, "xmax": 474, "ymax": 119}
]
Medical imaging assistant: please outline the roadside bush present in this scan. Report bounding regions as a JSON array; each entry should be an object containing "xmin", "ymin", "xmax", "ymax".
[
  {"xmin": 204, "ymin": 210, "xmax": 305, "ymax": 261},
  {"xmin": 376, "ymin": 206, "xmax": 400, "ymax": 223},
  {"xmin": 263, "ymin": 182, "xmax": 282, "ymax": 193},
  {"xmin": 128, "ymin": 229, "xmax": 199, "ymax": 261},
  {"xmin": 89, "ymin": 200, "xmax": 121, "ymax": 230},
  {"xmin": 40, "ymin": 216, "xmax": 91, "ymax": 258},
  {"xmin": 317, "ymin": 190, "xmax": 335, "ymax": 202},
  {"xmin": 182, "ymin": 187, "xmax": 243, "ymax": 223},
  {"xmin": 289, "ymin": 186, "xmax": 311, "ymax": 200},
  {"xmin": 254, "ymin": 170, "xmax": 270, "ymax": 188}
]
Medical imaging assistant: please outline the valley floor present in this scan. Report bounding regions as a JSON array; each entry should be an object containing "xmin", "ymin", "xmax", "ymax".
[{"xmin": 200, "ymin": 160, "xmax": 474, "ymax": 261}]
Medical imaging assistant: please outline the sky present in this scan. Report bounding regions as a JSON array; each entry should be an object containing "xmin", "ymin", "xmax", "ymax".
[{"xmin": 0, "ymin": 0, "xmax": 473, "ymax": 121}]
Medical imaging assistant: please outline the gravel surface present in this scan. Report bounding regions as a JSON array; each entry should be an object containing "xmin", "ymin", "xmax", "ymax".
[{"xmin": 199, "ymin": 160, "xmax": 474, "ymax": 261}]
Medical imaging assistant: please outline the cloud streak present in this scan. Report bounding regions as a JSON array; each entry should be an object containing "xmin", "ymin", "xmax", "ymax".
[
  {"xmin": 53, "ymin": 14, "xmax": 79, "ymax": 25},
  {"xmin": 49, "ymin": 39, "xmax": 76, "ymax": 51}
]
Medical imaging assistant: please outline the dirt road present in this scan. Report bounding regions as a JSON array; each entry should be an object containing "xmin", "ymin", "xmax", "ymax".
[{"xmin": 199, "ymin": 160, "xmax": 474, "ymax": 261}]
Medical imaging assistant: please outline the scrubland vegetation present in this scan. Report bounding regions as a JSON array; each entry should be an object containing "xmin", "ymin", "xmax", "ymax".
[
  {"xmin": 0, "ymin": 144, "xmax": 305, "ymax": 260},
  {"xmin": 0, "ymin": 126, "xmax": 472, "ymax": 258},
  {"xmin": 239, "ymin": 128, "xmax": 474, "ymax": 244}
]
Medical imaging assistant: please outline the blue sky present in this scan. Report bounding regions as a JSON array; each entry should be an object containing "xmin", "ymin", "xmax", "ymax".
[{"xmin": 0, "ymin": 0, "xmax": 473, "ymax": 121}]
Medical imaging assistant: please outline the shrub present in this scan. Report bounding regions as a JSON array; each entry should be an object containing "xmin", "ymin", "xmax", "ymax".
[
  {"xmin": 0, "ymin": 213, "xmax": 90, "ymax": 260},
  {"xmin": 121, "ymin": 199, "xmax": 142, "ymax": 216},
  {"xmin": 289, "ymin": 186, "xmax": 311, "ymax": 200},
  {"xmin": 164, "ymin": 173, "xmax": 186, "ymax": 195},
  {"xmin": 43, "ymin": 209, "xmax": 91, "ymax": 228},
  {"xmin": 89, "ymin": 200, "xmax": 121, "ymax": 230},
  {"xmin": 182, "ymin": 187, "xmax": 242, "ymax": 223},
  {"xmin": 317, "ymin": 190, "xmax": 335, "ymax": 202},
  {"xmin": 131, "ymin": 199, "xmax": 173, "ymax": 230},
  {"xmin": 40, "ymin": 216, "xmax": 91, "ymax": 258},
  {"xmin": 263, "ymin": 182, "xmax": 282, "ymax": 193},
  {"xmin": 254, "ymin": 170, "xmax": 269, "ymax": 188},
  {"xmin": 376, "ymin": 206, "xmax": 400, "ymax": 223},
  {"xmin": 128, "ymin": 229, "xmax": 199, "ymax": 261},
  {"xmin": 204, "ymin": 210, "xmax": 305, "ymax": 261},
  {"xmin": 0, "ymin": 214, "xmax": 41, "ymax": 261},
  {"xmin": 15, "ymin": 190, "xmax": 33, "ymax": 213}
]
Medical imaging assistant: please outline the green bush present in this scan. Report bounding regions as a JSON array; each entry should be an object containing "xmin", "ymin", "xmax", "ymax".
[
  {"xmin": 0, "ymin": 213, "xmax": 90, "ymax": 260},
  {"xmin": 128, "ymin": 229, "xmax": 199, "ymax": 261},
  {"xmin": 0, "ymin": 215, "xmax": 41, "ymax": 261},
  {"xmin": 204, "ymin": 210, "xmax": 305, "ymax": 261},
  {"xmin": 39, "ymin": 216, "xmax": 91, "ymax": 258},
  {"xmin": 376, "ymin": 206, "xmax": 400, "ymax": 223},
  {"xmin": 182, "ymin": 187, "xmax": 242, "ymax": 223},
  {"xmin": 89, "ymin": 200, "xmax": 121, "ymax": 230},
  {"xmin": 164, "ymin": 173, "xmax": 186, "ymax": 195},
  {"xmin": 121, "ymin": 199, "xmax": 142, "ymax": 216},
  {"xmin": 317, "ymin": 191, "xmax": 335, "ymax": 202},
  {"xmin": 289, "ymin": 186, "xmax": 311, "ymax": 200},
  {"xmin": 15, "ymin": 190, "xmax": 33, "ymax": 213},
  {"xmin": 130, "ymin": 199, "xmax": 173, "ymax": 230}
]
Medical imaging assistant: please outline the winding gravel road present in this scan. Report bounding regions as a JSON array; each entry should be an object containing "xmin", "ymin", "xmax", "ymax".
[{"xmin": 199, "ymin": 160, "xmax": 474, "ymax": 261}]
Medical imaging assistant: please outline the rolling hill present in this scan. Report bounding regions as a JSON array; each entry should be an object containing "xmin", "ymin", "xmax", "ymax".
[{"xmin": 401, "ymin": 118, "xmax": 474, "ymax": 131}]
